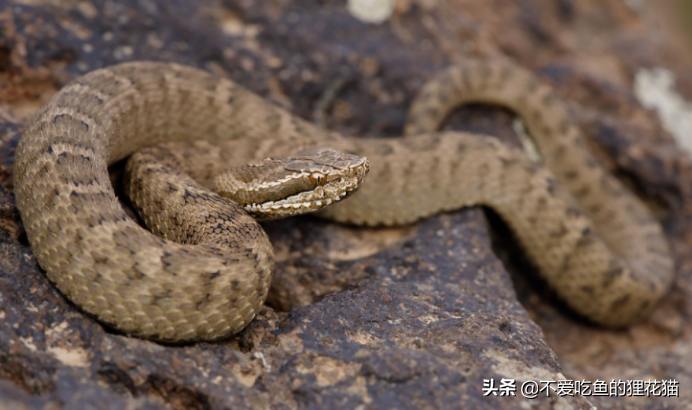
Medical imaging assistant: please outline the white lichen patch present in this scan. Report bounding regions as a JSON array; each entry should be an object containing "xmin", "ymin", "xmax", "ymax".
[
  {"xmin": 634, "ymin": 67, "xmax": 692, "ymax": 155},
  {"xmin": 47, "ymin": 346, "xmax": 90, "ymax": 367},
  {"xmin": 347, "ymin": 0, "xmax": 394, "ymax": 24},
  {"xmin": 623, "ymin": 0, "xmax": 645, "ymax": 12},
  {"xmin": 20, "ymin": 336, "xmax": 37, "ymax": 351},
  {"xmin": 484, "ymin": 349, "xmax": 564, "ymax": 382}
]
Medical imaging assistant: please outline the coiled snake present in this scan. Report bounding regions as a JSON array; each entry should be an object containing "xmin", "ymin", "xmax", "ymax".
[{"xmin": 13, "ymin": 60, "xmax": 673, "ymax": 342}]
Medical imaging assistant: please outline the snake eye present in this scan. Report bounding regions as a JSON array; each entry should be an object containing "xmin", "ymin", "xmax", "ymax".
[{"xmin": 309, "ymin": 172, "xmax": 327, "ymax": 186}]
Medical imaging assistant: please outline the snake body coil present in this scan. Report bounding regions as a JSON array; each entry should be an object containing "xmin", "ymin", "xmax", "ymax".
[{"xmin": 14, "ymin": 60, "xmax": 673, "ymax": 342}]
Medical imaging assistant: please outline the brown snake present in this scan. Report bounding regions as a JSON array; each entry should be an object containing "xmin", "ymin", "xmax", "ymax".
[{"xmin": 13, "ymin": 60, "xmax": 673, "ymax": 342}]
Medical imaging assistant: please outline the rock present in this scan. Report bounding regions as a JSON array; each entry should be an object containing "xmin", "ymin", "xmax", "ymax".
[{"xmin": 1, "ymin": 0, "xmax": 690, "ymax": 409}]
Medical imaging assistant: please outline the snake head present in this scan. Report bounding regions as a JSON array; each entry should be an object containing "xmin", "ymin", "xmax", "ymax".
[{"xmin": 215, "ymin": 149, "xmax": 369, "ymax": 220}]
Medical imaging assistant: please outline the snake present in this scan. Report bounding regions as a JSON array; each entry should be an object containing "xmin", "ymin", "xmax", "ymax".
[{"xmin": 13, "ymin": 59, "xmax": 674, "ymax": 342}]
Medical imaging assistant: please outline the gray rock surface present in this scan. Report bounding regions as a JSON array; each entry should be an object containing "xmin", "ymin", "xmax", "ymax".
[{"xmin": 0, "ymin": 0, "xmax": 690, "ymax": 409}]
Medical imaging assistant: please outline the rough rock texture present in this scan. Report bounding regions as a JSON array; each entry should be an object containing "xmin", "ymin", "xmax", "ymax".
[{"xmin": 0, "ymin": 0, "xmax": 691, "ymax": 409}]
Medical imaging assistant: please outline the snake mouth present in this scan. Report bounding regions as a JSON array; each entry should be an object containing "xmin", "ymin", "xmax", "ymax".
[{"xmin": 243, "ymin": 160, "xmax": 368, "ymax": 220}]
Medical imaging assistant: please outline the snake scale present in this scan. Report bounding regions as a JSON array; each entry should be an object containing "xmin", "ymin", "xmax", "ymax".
[{"xmin": 13, "ymin": 60, "xmax": 673, "ymax": 342}]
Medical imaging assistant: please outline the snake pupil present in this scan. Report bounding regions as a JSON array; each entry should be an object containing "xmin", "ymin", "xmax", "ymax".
[{"xmin": 310, "ymin": 172, "xmax": 326, "ymax": 186}]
